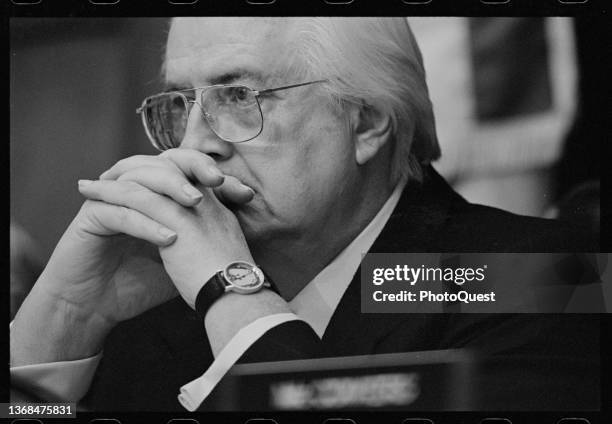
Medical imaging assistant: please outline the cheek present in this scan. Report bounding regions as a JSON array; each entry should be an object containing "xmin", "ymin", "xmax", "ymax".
[{"xmin": 256, "ymin": 107, "xmax": 355, "ymax": 217}]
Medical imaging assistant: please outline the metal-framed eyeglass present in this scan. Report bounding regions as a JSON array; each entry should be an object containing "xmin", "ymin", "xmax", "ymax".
[{"xmin": 136, "ymin": 79, "xmax": 327, "ymax": 151}]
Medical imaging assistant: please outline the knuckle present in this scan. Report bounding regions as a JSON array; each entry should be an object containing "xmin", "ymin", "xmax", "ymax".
[
  {"xmin": 158, "ymin": 149, "xmax": 177, "ymax": 160},
  {"xmin": 113, "ymin": 155, "xmax": 149, "ymax": 171},
  {"xmin": 117, "ymin": 169, "xmax": 146, "ymax": 183},
  {"xmin": 158, "ymin": 149, "xmax": 183, "ymax": 169},
  {"xmin": 114, "ymin": 157, "xmax": 130, "ymax": 169},
  {"xmin": 80, "ymin": 198, "xmax": 95, "ymax": 210},
  {"xmin": 76, "ymin": 200, "xmax": 104, "ymax": 229},
  {"xmin": 116, "ymin": 172, "xmax": 132, "ymax": 182},
  {"xmin": 77, "ymin": 200, "xmax": 95, "ymax": 220}
]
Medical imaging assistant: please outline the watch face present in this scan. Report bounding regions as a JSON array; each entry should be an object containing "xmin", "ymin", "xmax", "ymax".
[{"xmin": 223, "ymin": 261, "xmax": 265, "ymax": 294}]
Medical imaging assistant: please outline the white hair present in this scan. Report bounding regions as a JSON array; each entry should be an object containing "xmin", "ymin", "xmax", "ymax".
[
  {"xmin": 166, "ymin": 17, "xmax": 439, "ymax": 182},
  {"xmin": 284, "ymin": 18, "xmax": 440, "ymax": 183}
]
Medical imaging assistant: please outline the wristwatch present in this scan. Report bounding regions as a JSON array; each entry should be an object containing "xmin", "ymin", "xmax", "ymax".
[{"xmin": 195, "ymin": 261, "xmax": 275, "ymax": 317}]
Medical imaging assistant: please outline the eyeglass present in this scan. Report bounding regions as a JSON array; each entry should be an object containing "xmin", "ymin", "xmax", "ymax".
[{"xmin": 136, "ymin": 79, "xmax": 327, "ymax": 151}]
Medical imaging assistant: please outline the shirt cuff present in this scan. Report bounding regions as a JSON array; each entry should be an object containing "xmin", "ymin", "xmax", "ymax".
[
  {"xmin": 10, "ymin": 320, "xmax": 102, "ymax": 402},
  {"xmin": 178, "ymin": 312, "xmax": 301, "ymax": 411},
  {"xmin": 11, "ymin": 354, "xmax": 103, "ymax": 402}
]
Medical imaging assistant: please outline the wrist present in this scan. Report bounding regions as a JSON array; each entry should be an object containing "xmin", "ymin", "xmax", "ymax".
[
  {"xmin": 11, "ymin": 285, "xmax": 114, "ymax": 366},
  {"xmin": 194, "ymin": 260, "xmax": 276, "ymax": 318},
  {"xmin": 204, "ymin": 289, "xmax": 290, "ymax": 356}
]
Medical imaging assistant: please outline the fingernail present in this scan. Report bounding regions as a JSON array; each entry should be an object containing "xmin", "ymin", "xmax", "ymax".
[
  {"xmin": 158, "ymin": 227, "xmax": 177, "ymax": 241},
  {"xmin": 241, "ymin": 184, "xmax": 255, "ymax": 196},
  {"xmin": 211, "ymin": 168, "xmax": 225, "ymax": 181},
  {"xmin": 182, "ymin": 184, "xmax": 203, "ymax": 200},
  {"xmin": 78, "ymin": 179, "xmax": 94, "ymax": 187}
]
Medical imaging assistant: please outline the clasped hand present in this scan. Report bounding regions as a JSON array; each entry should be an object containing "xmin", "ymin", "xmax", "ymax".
[
  {"xmin": 23, "ymin": 149, "xmax": 254, "ymax": 338},
  {"xmin": 78, "ymin": 148, "xmax": 256, "ymax": 312},
  {"xmin": 10, "ymin": 149, "xmax": 261, "ymax": 366}
]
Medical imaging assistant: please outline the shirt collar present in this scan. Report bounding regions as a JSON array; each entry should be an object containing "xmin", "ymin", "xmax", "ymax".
[{"xmin": 288, "ymin": 178, "xmax": 408, "ymax": 337}]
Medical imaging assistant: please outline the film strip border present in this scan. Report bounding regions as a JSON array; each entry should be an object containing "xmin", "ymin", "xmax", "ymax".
[
  {"xmin": 4, "ymin": 4, "xmax": 610, "ymax": 424},
  {"xmin": 0, "ymin": 411, "xmax": 605, "ymax": 424},
  {"xmin": 4, "ymin": 0, "xmax": 608, "ymax": 17}
]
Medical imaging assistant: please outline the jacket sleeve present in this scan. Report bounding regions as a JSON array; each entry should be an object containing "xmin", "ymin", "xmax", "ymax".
[
  {"xmin": 237, "ymin": 319, "xmax": 323, "ymax": 363},
  {"xmin": 183, "ymin": 315, "xmax": 323, "ymax": 411},
  {"xmin": 194, "ymin": 318, "xmax": 324, "ymax": 411}
]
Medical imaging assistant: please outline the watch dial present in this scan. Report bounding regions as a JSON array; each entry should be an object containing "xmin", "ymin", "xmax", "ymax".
[{"xmin": 225, "ymin": 262, "xmax": 261, "ymax": 289}]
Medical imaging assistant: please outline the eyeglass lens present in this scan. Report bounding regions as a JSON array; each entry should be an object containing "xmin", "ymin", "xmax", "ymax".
[
  {"xmin": 142, "ymin": 86, "xmax": 264, "ymax": 149},
  {"xmin": 143, "ymin": 92, "xmax": 188, "ymax": 150}
]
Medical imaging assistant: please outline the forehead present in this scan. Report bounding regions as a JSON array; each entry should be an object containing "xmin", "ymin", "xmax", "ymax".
[{"xmin": 165, "ymin": 18, "xmax": 297, "ymax": 86}]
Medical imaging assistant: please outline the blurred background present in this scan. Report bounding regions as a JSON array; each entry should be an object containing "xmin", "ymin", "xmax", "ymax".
[{"xmin": 9, "ymin": 18, "xmax": 602, "ymax": 318}]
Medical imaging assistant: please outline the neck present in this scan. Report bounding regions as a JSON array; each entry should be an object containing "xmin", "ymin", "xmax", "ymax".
[{"xmin": 251, "ymin": 173, "xmax": 396, "ymax": 301}]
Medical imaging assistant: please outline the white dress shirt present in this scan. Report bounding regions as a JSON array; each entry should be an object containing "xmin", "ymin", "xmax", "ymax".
[{"xmin": 11, "ymin": 178, "xmax": 407, "ymax": 411}]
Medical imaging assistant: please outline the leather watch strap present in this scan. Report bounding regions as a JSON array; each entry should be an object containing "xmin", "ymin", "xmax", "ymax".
[
  {"xmin": 194, "ymin": 266, "xmax": 279, "ymax": 319},
  {"xmin": 195, "ymin": 271, "xmax": 226, "ymax": 318},
  {"xmin": 264, "ymin": 270, "xmax": 278, "ymax": 293}
]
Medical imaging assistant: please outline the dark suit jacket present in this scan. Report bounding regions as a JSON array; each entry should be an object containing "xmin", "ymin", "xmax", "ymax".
[{"xmin": 84, "ymin": 166, "xmax": 600, "ymax": 411}]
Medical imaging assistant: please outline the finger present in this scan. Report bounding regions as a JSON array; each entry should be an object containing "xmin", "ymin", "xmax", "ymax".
[
  {"xmin": 117, "ymin": 167, "xmax": 204, "ymax": 207},
  {"xmin": 79, "ymin": 200, "xmax": 177, "ymax": 247},
  {"xmin": 158, "ymin": 148, "xmax": 225, "ymax": 187},
  {"xmin": 78, "ymin": 179, "xmax": 185, "ymax": 229},
  {"xmin": 99, "ymin": 155, "xmax": 165, "ymax": 180},
  {"xmin": 213, "ymin": 175, "xmax": 255, "ymax": 205}
]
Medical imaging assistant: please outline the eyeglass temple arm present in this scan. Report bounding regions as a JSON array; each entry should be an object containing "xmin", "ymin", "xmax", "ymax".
[
  {"xmin": 256, "ymin": 79, "xmax": 328, "ymax": 96},
  {"xmin": 135, "ymin": 79, "xmax": 328, "ymax": 113}
]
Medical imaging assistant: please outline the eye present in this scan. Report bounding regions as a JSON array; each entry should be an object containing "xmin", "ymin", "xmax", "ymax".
[
  {"xmin": 229, "ymin": 86, "xmax": 251, "ymax": 103},
  {"xmin": 182, "ymin": 90, "xmax": 197, "ymax": 102}
]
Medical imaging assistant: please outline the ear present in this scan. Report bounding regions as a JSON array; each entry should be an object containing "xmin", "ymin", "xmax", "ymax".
[{"xmin": 351, "ymin": 103, "xmax": 392, "ymax": 165}]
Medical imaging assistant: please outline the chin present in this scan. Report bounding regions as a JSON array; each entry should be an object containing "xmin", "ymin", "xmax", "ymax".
[
  {"xmin": 237, "ymin": 212, "xmax": 296, "ymax": 250},
  {"xmin": 230, "ymin": 201, "xmax": 271, "ymax": 243},
  {"xmin": 240, "ymin": 222, "xmax": 276, "ymax": 249},
  {"xmin": 230, "ymin": 196, "xmax": 301, "ymax": 247}
]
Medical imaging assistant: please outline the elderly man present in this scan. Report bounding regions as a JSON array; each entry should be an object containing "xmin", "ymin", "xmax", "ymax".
[{"xmin": 11, "ymin": 17, "xmax": 598, "ymax": 411}]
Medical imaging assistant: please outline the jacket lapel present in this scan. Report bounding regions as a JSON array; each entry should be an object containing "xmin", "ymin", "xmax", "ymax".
[{"xmin": 321, "ymin": 166, "xmax": 464, "ymax": 355}]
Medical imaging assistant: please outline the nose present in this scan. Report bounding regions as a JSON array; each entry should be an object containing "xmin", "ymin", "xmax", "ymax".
[{"xmin": 178, "ymin": 102, "xmax": 234, "ymax": 161}]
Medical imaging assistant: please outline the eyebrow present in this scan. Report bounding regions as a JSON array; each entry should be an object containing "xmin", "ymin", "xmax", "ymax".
[{"xmin": 165, "ymin": 68, "xmax": 268, "ymax": 92}]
